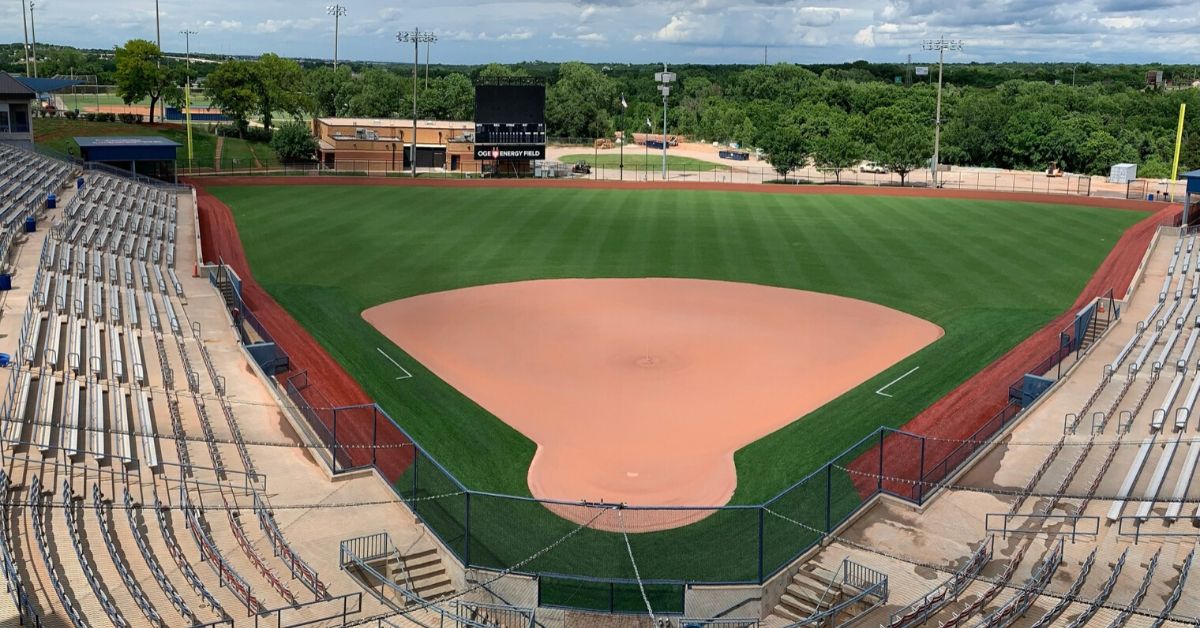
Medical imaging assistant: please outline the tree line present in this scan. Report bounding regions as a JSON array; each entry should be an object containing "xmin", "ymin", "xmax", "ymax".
[{"xmin": 18, "ymin": 40, "xmax": 1200, "ymax": 177}]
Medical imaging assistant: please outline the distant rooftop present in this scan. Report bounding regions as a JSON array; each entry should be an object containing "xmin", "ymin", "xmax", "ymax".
[
  {"xmin": 318, "ymin": 117, "xmax": 472, "ymax": 130},
  {"xmin": 74, "ymin": 136, "xmax": 182, "ymax": 148},
  {"xmin": 0, "ymin": 72, "xmax": 36, "ymax": 99}
]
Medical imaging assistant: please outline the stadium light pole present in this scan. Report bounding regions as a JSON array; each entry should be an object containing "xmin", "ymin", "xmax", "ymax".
[
  {"xmin": 155, "ymin": 0, "xmax": 164, "ymax": 121},
  {"xmin": 654, "ymin": 63, "xmax": 675, "ymax": 179},
  {"xmin": 180, "ymin": 30, "xmax": 197, "ymax": 169},
  {"xmin": 18, "ymin": 0, "xmax": 30, "ymax": 76},
  {"xmin": 397, "ymin": 27, "xmax": 437, "ymax": 178},
  {"xmin": 921, "ymin": 37, "xmax": 962, "ymax": 189},
  {"xmin": 326, "ymin": 5, "xmax": 346, "ymax": 70},
  {"xmin": 644, "ymin": 117, "xmax": 651, "ymax": 180},
  {"xmin": 28, "ymin": 0, "xmax": 37, "ymax": 78}
]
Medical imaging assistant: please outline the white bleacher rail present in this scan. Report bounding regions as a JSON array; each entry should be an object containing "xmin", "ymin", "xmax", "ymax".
[
  {"xmin": 887, "ymin": 537, "xmax": 993, "ymax": 628},
  {"xmin": 0, "ymin": 470, "xmax": 41, "ymax": 626},
  {"xmin": 972, "ymin": 539, "xmax": 1063, "ymax": 628},
  {"xmin": 180, "ymin": 492, "xmax": 264, "ymax": 615},
  {"xmin": 27, "ymin": 475, "xmax": 89, "ymax": 628},
  {"xmin": 90, "ymin": 484, "xmax": 163, "ymax": 626},
  {"xmin": 1105, "ymin": 549, "xmax": 1160, "ymax": 628},
  {"xmin": 223, "ymin": 491, "xmax": 297, "ymax": 605},
  {"xmin": 59, "ymin": 479, "xmax": 129, "ymax": 627},
  {"xmin": 152, "ymin": 497, "xmax": 227, "ymax": 617},
  {"xmin": 1107, "ymin": 436, "xmax": 1156, "ymax": 521},
  {"xmin": 1133, "ymin": 436, "xmax": 1180, "ymax": 520},
  {"xmin": 1028, "ymin": 548, "xmax": 1095, "ymax": 628},
  {"xmin": 121, "ymin": 489, "xmax": 200, "ymax": 624},
  {"xmin": 252, "ymin": 491, "xmax": 329, "ymax": 599},
  {"xmin": 1148, "ymin": 549, "xmax": 1193, "ymax": 628}
]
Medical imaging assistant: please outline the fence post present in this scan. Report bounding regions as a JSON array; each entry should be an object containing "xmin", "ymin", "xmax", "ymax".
[
  {"xmin": 757, "ymin": 507, "xmax": 765, "ymax": 583},
  {"xmin": 877, "ymin": 429, "xmax": 885, "ymax": 492},
  {"xmin": 464, "ymin": 492, "xmax": 472, "ymax": 566},
  {"xmin": 332, "ymin": 408, "xmax": 339, "ymax": 474},
  {"xmin": 371, "ymin": 408, "xmax": 378, "ymax": 467},
  {"xmin": 825, "ymin": 464, "xmax": 832, "ymax": 533},
  {"xmin": 918, "ymin": 437, "xmax": 926, "ymax": 504},
  {"xmin": 412, "ymin": 448, "xmax": 419, "ymax": 500}
]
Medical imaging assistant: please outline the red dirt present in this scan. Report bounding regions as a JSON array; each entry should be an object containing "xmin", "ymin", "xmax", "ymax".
[
  {"xmin": 190, "ymin": 175, "xmax": 1173, "ymax": 504},
  {"xmin": 363, "ymin": 278, "xmax": 940, "ymax": 528}
]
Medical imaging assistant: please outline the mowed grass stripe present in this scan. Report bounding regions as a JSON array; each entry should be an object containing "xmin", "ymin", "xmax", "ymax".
[{"xmin": 216, "ymin": 185, "xmax": 1141, "ymax": 505}]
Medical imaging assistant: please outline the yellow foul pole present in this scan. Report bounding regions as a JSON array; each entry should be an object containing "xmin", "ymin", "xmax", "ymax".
[
  {"xmin": 183, "ymin": 83, "xmax": 193, "ymax": 166},
  {"xmin": 1171, "ymin": 103, "xmax": 1186, "ymax": 200}
]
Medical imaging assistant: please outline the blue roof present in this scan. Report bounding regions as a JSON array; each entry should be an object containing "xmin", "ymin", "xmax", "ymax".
[
  {"xmin": 74, "ymin": 136, "xmax": 181, "ymax": 149},
  {"xmin": 1183, "ymin": 170, "xmax": 1200, "ymax": 179},
  {"xmin": 16, "ymin": 77, "xmax": 81, "ymax": 93}
]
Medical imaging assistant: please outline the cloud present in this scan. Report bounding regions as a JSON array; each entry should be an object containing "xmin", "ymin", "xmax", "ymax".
[{"xmin": 13, "ymin": 0, "xmax": 1200, "ymax": 65}]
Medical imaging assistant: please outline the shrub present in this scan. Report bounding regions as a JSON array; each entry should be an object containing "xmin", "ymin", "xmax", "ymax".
[
  {"xmin": 244, "ymin": 126, "xmax": 274, "ymax": 143},
  {"xmin": 64, "ymin": 110, "xmax": 79, "ymax": 120},
  {"xmin": 99, "ymin": 113, "xmax": 118, "ymax": 123},
  {"xmin": 269, "ymin": 121, "xmax": 317, "ymax": 163},
  {"xmin": 117, "ymin": 113, "xmax": 138, "ymax": 124}
]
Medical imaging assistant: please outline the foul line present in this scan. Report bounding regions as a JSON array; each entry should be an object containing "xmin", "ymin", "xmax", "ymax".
[
  {"xmin": 376, "ymin": 347, "xmax": 413, "ymax": 380},
  {"xmin": 876, "ymin": 366, "xmax": 920, "ymax": 397}
]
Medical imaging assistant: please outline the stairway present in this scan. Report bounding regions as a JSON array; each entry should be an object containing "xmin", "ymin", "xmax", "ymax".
[
  {"xmin": 769, "ymin": 563, "xmax": 872, "ymax": 624},
  {"xmin": 1079, "ymin": 314, "xmax": 1112, "ymax": 353},
  {"xmin": 393, "ymin": 548, "xmax": 455, "ymax": 601}
]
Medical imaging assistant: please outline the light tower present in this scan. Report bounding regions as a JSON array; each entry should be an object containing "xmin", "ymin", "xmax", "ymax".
[
  {"xmin": 397, "ymin": 27, "xmax": 437, "ymax": 178},
  {"xmin": 326, "ymin": 5, "xmax": 347, "ymax": 69},
  {"xmin": 921, "ymin": 37, "xmax": 963, "ymax": 188},
  {"xmin": 654, "ymin": 63, "xmax": 675, "ymax": 179},
  {"xmin": 180, "ymin": 29, "xmax": 198, "ymax": 168},
  {"xmin": 18, "ymin": 0, "xmax": 31, "ymax": 75},
  {"xmin": 28, "ymin": 0, "xmax": 38, "ymax": 77}
]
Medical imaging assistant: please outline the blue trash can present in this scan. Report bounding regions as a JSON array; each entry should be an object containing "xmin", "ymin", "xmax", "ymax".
[
  {"xmin": 0, "ymin": 274, "xmax": 11, "ymax": 291},
  {"xmin": 46, "ymin": 194, "xmax": 56, "ymax": 209},
  {"xmin": 1148, "ymin": 193, "xmax": 1155, "ymax": 201},
  {"xmin": 24, "ymin": 216, "xmax": 35, "ymax": 233},
  {"xmin": 0, "ymin": 354, "xmax": 9, "ymax": 368},
  {"xmin": 76, "ymin": 176, "xmax": 85, "ymax": 189}
]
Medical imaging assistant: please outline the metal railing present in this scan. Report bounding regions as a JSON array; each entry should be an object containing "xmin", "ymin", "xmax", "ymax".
[{"xmin": 886, "ymin": 536, "xmax": 993, "ymax": 627}]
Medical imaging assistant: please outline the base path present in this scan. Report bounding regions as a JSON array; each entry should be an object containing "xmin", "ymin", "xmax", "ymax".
[{"xmin": 363, "ymin": 278, "xmax": 940, "ymax": 527}]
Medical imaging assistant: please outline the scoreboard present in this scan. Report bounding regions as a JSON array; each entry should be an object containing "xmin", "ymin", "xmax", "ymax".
[{"xmin": 474, "ymin": 83, "xmax": 546, "ymax": 161}]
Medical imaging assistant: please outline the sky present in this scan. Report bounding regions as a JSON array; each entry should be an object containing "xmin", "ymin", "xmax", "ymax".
[{"xmin": 3, "ymin": 0, "xmax": 1199, "ymax": 66}]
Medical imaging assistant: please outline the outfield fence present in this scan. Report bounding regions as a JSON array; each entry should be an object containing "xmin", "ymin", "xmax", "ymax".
[
  {"xmin": 180, "ymin": 159, "xmax": 1178, "ymax": 201},
  {"xmin": 210, "ymin": 258, "xmax": 1124, "ymax": 607}
]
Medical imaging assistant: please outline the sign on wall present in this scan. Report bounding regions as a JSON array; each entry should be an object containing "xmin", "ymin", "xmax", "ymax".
[{"xmin": 475, "ymin": 145, "xmax": 547, "ymax": 160}]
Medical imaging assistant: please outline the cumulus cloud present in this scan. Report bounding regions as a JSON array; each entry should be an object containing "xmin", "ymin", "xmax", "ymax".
[{"xmin": 9, "ymin": 0, "xmax": 1200, "ymax": 64}]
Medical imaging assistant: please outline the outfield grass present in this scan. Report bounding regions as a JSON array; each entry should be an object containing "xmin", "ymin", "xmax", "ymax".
[
  {"xmin": 214, "ymin": 185, "xmax": 1142, "ymax": 580},
  {"xmin": 559, "ymin": 153, "xmax": 728, "ymax": 171}
]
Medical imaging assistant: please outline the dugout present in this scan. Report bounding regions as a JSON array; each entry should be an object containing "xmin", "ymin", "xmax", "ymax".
[
  {"xmin": 1182, "ymin": 170, "xmax": 1200, "ymax": 226},
  {"xmin": 73, "ymin": 136, "xmax": 180, "ymax": 183}
]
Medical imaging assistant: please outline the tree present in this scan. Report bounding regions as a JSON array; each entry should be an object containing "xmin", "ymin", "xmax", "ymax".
[
  {"xmin": 255, "ymin": 53, "xmax": 308, "ymax": 130},
  {"xmin": 760, "ymin": 125, "xmax": 807, "ymax": 180},
  {"xmin": 270, "ymin": 121, "xmax": 318, "ymax": 163},
  {"xmin": 475, "ymin": 63, "xmax": 528, "ymax": 80},
  {"xmin": 869, "ymin": 108, "xmax": 932, "ymax": 186},
  {"xmin": 345, "ymin": 70, "xmax": 402, "ymax": 118},
  {"xmin": 205, "ymin": 60, "xmax": 259, "ymax": 134},
  {"xmin": 305, "ymin": 66, "xmax": 356, "ymax": 117},
  {"xmin": 812, "ymin": 126, "xmax": 866, "ymax": 183},
  {"xmin": 113, "ymin": 39, "xmax": 179, "ymax": 124},
  {"xmin": 419, "ymin": 73, "xmax": 474, "ymax": 120},
  {"xmin": 545, "ymin": 62, "xmax": 618, "ymax": 139}
]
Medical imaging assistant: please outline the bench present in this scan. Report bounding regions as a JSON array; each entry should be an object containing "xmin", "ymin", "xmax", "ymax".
[{"xmin": 1107, "ymin": 437, "xmax": 1156, "ymax": 521}]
